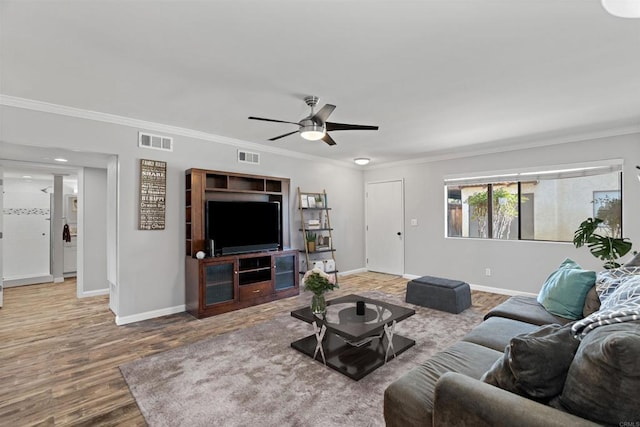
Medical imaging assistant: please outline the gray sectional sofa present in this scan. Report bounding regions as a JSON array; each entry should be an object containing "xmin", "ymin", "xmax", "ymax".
[{"xmin": 383, "ymin": 294, "xmax": 640, "ymax": 426}]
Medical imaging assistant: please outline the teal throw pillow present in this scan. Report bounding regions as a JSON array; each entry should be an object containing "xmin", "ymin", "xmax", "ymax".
[{"xmin": 537, "ymin": 258, "xmax": 596, "ymax": 320}]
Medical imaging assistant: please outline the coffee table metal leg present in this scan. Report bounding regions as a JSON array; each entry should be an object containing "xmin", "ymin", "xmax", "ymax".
[
  {"xmin": 312, "ymin": 321, "xmax": 327, "ymax": 365},
  {"xmin": 384, "ymin": 320, "xmax": 397, "ymax": 363}
]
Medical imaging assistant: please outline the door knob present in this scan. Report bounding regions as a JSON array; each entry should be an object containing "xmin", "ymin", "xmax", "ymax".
[{"xmin": 397, "ymin": 232, "xmax": 402, "ymax": 236}]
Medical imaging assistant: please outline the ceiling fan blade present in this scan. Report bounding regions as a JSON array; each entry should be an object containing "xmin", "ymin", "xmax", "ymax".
[
  {"xmin": 321, "ymin": 133, "xmax": 337, "ymax": 146},
  {"xmin": 249, "ymin": 116, "xmax": 300, "ymax": 125},
  {"xmin": 268, "ymin": 130, "xmax": 299, "ymax": 141},
  {"xmin": 311, "ymin": 104, "xmax": 336, "ymax": 123},
  {"xmin": 326, "ymin": 122, "xmax": 379, "ymax": 132}
]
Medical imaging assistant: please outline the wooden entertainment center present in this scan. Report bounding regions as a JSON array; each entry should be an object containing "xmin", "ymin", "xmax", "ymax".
[{"xmin": 185, "ymin": 168, "xmax": 299, "ymax": 318}]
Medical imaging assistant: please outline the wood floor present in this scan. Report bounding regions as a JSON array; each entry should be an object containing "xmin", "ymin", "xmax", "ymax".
[{"xmin": 0, "ymin": 273, "xmax": 508, "ymax": 426}]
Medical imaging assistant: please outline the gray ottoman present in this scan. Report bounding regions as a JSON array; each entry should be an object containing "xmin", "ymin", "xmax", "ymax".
[{"xmin": 406, "ymin": 276, "xmax": 471, "ymax": 314}]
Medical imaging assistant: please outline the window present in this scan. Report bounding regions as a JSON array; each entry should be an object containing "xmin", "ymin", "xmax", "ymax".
[{"xmin": 445, "ymin": 162, "xmax": 623, "ymax": 242}]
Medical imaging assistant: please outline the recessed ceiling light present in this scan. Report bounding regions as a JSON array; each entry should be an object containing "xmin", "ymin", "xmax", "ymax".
[
  {"xmin": 354, "ymin": 158, "xmax": 370, "ymax": 166},
  {"xmin": 54, "ymin": 158, "xmax": 68, "ymax": 162}
]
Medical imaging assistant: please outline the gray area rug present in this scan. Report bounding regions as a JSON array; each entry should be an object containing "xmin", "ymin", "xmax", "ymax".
[{"xmin": 120, "ymin": 291, "xmax": 486, "ymax": 427}]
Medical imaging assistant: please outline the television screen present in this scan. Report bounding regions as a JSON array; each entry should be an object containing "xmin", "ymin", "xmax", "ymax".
[{"xmin": 206, "ymin": 200, "xmax": 281, "ymax": 255}]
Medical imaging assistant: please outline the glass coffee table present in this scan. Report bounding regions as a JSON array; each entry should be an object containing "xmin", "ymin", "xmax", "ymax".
[{"xmin": 290, "ymin": 294, "xmax": 416, "ymax": 380}]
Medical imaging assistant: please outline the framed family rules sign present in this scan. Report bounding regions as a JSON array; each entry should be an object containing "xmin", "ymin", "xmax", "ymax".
[{"xmin": 139, "ymin": 159, "xmax": 167, "ymax": 230}]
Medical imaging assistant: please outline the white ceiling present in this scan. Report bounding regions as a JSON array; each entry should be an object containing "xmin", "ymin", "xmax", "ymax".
[{"xmin": 1, "ymin": 0, "xmax": 639, "ymax": 166}]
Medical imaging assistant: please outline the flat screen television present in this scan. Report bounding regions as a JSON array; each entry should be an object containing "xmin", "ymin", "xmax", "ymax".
[{"xmin": 206, "ymin": 200, "xmax": 281, "ymax": 256}]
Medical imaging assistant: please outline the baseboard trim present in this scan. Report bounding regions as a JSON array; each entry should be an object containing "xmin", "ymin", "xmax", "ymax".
[
  {"xmin": 401, "ymin": 274, "xmax": 537, "ymax": 297},
  {"xmin": 339, "ymin": 268, "xmax": 367, "ymax": 276},
  {"xmin": 115, "ymin": 304, "xmax": 186, "ymax": 326},
  {"xmin": 468, "ymin": 283, "xmax": 537, "ymax": 297},
  {"xmin": 78, "ymin": 288, "xmax": 109, "ymax": 298},
  {"xmin": 3, "ymin": 275, "xmax": 54, "ymax": 287}
]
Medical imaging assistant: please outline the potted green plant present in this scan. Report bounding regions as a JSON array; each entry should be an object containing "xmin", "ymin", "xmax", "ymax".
[
  {"xmin": 306, "ymin": 231, "xmax": 317, "ymax": 252},
  {"xmin": 573, "ymin": 217, "xmax": 633, "ymax": 269},
  {"xmin": 302, "ymin": 267, "xmax": 339, "ymax": 315}
]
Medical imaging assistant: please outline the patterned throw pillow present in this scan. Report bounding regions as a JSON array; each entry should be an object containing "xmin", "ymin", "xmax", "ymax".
[{"xmin": 595, "ymin": 267, "xmax": 640, "ymax": 303}]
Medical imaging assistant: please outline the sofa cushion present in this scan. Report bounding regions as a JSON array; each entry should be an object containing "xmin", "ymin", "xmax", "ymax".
[
  {"xmin": 462, "ymin": 316, "xmax": 539, "ymax": 352},
  {"xmin": 384, "ymin": 341, "xmax": 502, "ymax": 427},
  {"xmin": 537, "ymin": 258, "xmax": 596, "ymax": 320},
  {"xmin": 623, "ymin": 251, "xmax": 640, "ymax": 267},
  {"xmin": 552, "ymin": 322, "xmax": 640, "ymax": 425},
  {"xmin": 481, "ymin": 323, "xmax": 579, "ymax": 400},
  {"xmin": 484, "ymin": 296, "xmax": 572, "ymax": 325},
  {"xmin": 582, "ymin": 286, "xmax": 600, "ymax": 317}
]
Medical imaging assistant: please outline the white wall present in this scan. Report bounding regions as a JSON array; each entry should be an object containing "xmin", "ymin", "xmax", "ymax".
[
  {"xmin": 364, "ymin": 133, "xmax": 640, "ymax": 294},
  {"xmin": 78, "ymin": 167, "xmax": 108, "ymax": 295},
  {"xmin": 0, "ymin": 105, "xmax": 365, "ymax": 322}
]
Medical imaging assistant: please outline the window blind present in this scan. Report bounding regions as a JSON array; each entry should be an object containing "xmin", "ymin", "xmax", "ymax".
[{"xmin": 443, "ymin": 160, "xmax": 623, "ymax": 186}]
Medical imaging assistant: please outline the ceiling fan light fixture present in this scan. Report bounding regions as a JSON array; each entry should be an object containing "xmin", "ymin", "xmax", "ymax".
[
  {"xmin": 601, "ymin": 0, "xmax": 640, "ymax": 18},
  {"xmin": 354, "ymin": 158, "xmax": 370, "ymax": 166},
  {"xmin": 299, "ymin": 120, "xmax": 326, "ymax": 141}
]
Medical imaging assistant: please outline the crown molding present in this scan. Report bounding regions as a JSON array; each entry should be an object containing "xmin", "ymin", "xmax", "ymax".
[
  {"xmin": 0, "ymin": 94, "xmax": 359, "ymax": 170},
  {"xmin": 365, "ymin": 123, "xmax": 640, "ymax": 170}
]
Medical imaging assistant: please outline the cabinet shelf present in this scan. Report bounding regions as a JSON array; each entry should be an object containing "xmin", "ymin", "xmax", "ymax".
[
  {"xmin": 185, "ymin": 168, "xmax": 298, "ymax": 318},
  {"xmin": 300, "ymin": 270, "xmax": 338, "ymax": 275},
  {"xmin": 299, "ymin": 249, "xmax": 336, "ymax": 254}
]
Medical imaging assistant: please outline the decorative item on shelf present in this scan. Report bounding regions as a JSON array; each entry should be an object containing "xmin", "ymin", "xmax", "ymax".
[
  {"xmin": 306, "ymin": 219, "xmax": 321, "ymax": 230},
  {"xmin": 315, "ymin": 194, "xmax": 324, "ymax": 208},
  {"xmin": 196, "ymin": 251, "xmax": 206, "ymax": 260},
  {"xmin": 307, "ymin": 195, "xmax": 316, "ymax": 208},
  {"xmin": 316, "ymin": 235, "xmax": 331, "ymax": 250},
  {"xmin": 302, "ymin": 267, "xmax": 339, "ymax": 315},
  {"xmin": 325, "ymin": 258, "xmax": 336, "ymax": 273},
  {"xmin": 312, "ymin": 260, "xmax": 325, "ymax": 271},
  {"xmin": 306, "ymin": 231, "xmax": 317, "ymax": 252}
]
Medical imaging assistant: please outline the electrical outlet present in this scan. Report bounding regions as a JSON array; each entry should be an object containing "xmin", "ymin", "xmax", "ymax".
[
  {"xmin": 410, "ymin": 218, "xmax": 418, "ymax": 226},
  {"xmin": 485, "ymin": 268, "xmax": 492, "ymax": 277}
]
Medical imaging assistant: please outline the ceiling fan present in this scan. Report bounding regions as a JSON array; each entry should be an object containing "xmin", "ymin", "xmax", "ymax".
[{"xmin": 248, "ymin": 96, "xmax": 379, "ymax": 146}]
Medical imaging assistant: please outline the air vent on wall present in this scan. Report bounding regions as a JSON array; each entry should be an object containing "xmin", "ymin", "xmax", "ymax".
[
  {"xmin": 238, "ymin": 150, "xmax": 260, "ymax": 164},
  {"xmin": 138, "ymin": 131, "xmax": 173, "ymax": 152}
]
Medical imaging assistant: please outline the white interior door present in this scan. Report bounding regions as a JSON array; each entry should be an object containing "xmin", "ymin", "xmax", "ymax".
[{"xmin": 366, "ymin": 180, "xmax": 404, "ymax": 275}]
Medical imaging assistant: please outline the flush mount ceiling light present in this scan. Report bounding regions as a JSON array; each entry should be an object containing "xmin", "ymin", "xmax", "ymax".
[
  {"xmin": 601, "ymin": 0, "xmax": 640, "ymax": 18},
  {"xmin": 54, "ymin": 157, "xmax": 68, "ymax": 162},
  {"xmin": 354, "ymin": 158, "xmax": 370, "ymax": 166}
]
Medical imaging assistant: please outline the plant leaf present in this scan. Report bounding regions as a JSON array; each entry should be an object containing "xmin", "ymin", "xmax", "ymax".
[
  {"xmin": 573, "ymin": 218, "xmax": 603, "ymax": 248},
  {"xmin": 586, "ymin": 235, "xmax": 633, "ymax": 262}
]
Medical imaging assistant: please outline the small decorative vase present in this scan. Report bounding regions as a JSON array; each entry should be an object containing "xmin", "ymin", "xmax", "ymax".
[{"xmin": 311, "ymin": 292, "xmax": 327, "ymax": 315}]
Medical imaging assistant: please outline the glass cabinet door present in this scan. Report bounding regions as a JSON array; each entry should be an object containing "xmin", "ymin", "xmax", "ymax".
[
  {"xmin": 274, "ymin": 253, "xmax": 296, "ymax": 291},
  {"xmin": 203, "ymin": 261, "xmax": 235, "ymax": 305}
]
